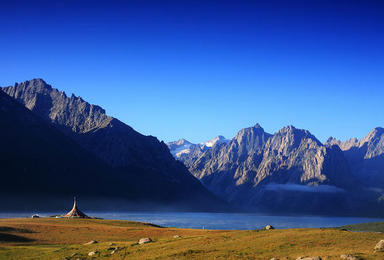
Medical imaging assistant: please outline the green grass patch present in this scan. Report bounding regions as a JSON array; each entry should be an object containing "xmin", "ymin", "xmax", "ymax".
[{"xmin": 341, "ymin": 222, "xmax": 384, "ymax": 232}]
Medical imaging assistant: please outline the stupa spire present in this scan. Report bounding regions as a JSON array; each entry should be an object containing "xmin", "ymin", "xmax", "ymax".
[{"xmin": 63, "ymin": 197, "xmax": 90, "ymax": 218}]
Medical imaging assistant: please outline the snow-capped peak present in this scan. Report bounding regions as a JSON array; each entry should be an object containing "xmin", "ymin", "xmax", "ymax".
[
  {"xmin": 166, "ymin": 139, "xmax": 194, "ymax": 157},
  {"xmin": 200, "ymin": 135, "xmax": 229, "ymax": 148},
  {"xmin": 167, "ymin": 136, "xmax": 229, "ymax": 159}
]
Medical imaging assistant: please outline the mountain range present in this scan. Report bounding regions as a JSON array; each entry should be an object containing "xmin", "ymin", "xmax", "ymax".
[
  {"xmin": 169, "ymin": 124, "xmax": 384, "ymax": 216},
  {"xmin": 1, "ymin": 78, "xmax": 383, "ymax": 216},
  {"xmin": 0, "ymin": 79, "xmax": 226, "ymax": 211}
]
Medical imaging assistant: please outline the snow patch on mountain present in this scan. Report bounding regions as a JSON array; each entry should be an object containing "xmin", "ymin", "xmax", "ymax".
[
  {"xmin": 167, "ymin": 136, "xmax": 229, "ymax": 159},
  {"xmin": 201, "ymin": 135, "xmax": 229, "ymax": 148}
]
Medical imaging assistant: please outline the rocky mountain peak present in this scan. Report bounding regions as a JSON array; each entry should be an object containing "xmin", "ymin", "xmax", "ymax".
[
  {"xmin": 363, "ymin": 127, "xmax": 384, "ymax": 143},
  {"xmin": 340, "ymin": 138, "xmax": 359, "ymax": 150},
  {"xmin": 2, "ymin": 79, "xmax": 110, "ymax": 133},
  {"xmin": 234, "ymin": 124, "xmax": 268, "ymax": 141},
  {"xmin": 271, "ymin": 125, "xmax": 322, "ymax": 149},
  {"xmin": 325, "ymin": 137, "xmax": 360, "ymax": 151},
  {"xmin": 17, "ymin": 78, "xmax": 50, "ymax": 89},
  {"xmin": 359, "ymin": 127, "xmax": 384, "ymax": 159},
  {"xmin": 230, "ymin": 124, "xmax": 272, "ymax": 157},
  {"xmin": 278, "ymin": 125, "xmax": 307, "ymax": 135},
  {"xmin": 202, "ymin": 135, "xmax": 229, "ymax": 148},
  {"xmin": 325, "ymin": 137, "xmax": 340, "ymax": 146},
  {"xmin": 176, "ymin": 139, "xmax": 191, "ymax": 145},
  {"xmin": 167, "ymin": 139, "xmax": 194, "ymax": 157},
  {"xmin": 327, "ymin": 128, "xmax": 384, "ymax": 158}
]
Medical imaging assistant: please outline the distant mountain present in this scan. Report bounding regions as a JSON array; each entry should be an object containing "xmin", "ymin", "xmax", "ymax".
[
  {"xmin": 0, "ymin": 79, "xmax": 227, "ymax": 211},
  {"xmin": 167, "ymin": 136, "xmax": 229, "ymax": 158},
  {"xmin": 176, "ymin": 124, "xmax": 384, "ymax": 216},
  {"xmin": 202, "ymin": 135, "xmax": 230, "ymax": 148},
  {"xmin": 167, "ymin": 135, "xmax": 229, "ymax": 167},
  {"xmin": 167, "ymin": 139, "xmax": 195, "ymax": 157}
]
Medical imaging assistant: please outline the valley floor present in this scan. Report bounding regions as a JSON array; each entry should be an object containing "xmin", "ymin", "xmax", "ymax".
[{"xmin": 0, "ymin": 218, "xmax": 383, "ymax": 259}]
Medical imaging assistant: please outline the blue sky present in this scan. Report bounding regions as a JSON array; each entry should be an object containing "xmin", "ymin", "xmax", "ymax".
[{"xmin": 0, "ymin": 0, "xmax": 383, "ymax": 143}]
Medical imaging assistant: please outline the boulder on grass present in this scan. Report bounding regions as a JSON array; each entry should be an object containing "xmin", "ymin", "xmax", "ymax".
[
  {"xmin": 340, "ymin": 254, "xmax": 358, "ymax": 260},
  {"xmin": 138, "ymin": 237, "xmax": 152, "ymax": 245},
  {"xmin": 88, "ymin": 251, "xmax": 98, "ymax": 256},
  {"xmin": 296, "ymin": 257, "xmax": 321, "ymax": 260},
  {"xmin": 84, "ymin": 240, "xmax": 98, "ymax": 245},
  {"xmin": 265, "ymin": 225, "xmax": 275, "ymax": 230},
  {"xmin": 374, "ymin": 240, "xmax": 384, "ymax": 252}
]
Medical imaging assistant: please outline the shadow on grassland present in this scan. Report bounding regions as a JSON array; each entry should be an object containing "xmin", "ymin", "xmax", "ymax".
[
  {"xmin": 0, "ymin": 233, "xmax": 34, "ymax": 243},
  {"xmin": 0, "ymin": 226, "xmax": 35, "ymax": 243}
]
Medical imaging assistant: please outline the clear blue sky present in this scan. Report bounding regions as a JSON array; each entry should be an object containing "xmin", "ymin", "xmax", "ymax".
[{"xmin": 0, "ymin": 0, "xmax": 383, "ymax": 143}]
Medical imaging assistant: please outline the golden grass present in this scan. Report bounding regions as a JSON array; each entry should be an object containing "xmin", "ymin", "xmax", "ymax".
[{"xmin": 0, "ymin": 218, "xmax": 383, "ymax": 259}]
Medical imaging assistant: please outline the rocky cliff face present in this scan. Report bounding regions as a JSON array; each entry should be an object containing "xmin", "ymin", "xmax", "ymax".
[
  {"xmin": 361, "ymin": 128, "xmax": 384, "ymax": 159},
  {"xmin": 187, "ymin": 124, "xmax": 272, "ymax": 202},
  {"xmin": 3, "ymin": 79, "xmax": 110, "ymax": 134},
  {"xmin": 326, "ymin": 127, "xmax": 384, "ymax": 188},
  {"xmin": 1, "ymin": 79, "xmax": 226, "ymax": 211},
  {"xmin": 326, "ymin": 128, "xmax": 384, "ymax": 159},
  {"xmin": 256, "ymin": 126, "xmax": 351, "ymax": 188}
]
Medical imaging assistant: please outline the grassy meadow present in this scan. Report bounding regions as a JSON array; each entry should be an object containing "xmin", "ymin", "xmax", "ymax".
[{"xmin": 0, "ymin": 218, "xmax": 383, "ymax": 259}]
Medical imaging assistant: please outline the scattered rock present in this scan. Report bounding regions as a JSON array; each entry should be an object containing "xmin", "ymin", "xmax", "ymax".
[
  {"xmin": 84, "ymin": 240, "xmax": 98, "ymax": 245},
  {"xmin": 374, "ymin": 240, "xmax": 384, "ymax": 251},
  {"xmin": 61, "ymin": 258, "xmax": 69, "ymax": 260},
  {"xmin": 71, "ymin": 253, "xmax": 77, "ymax": 257},
  {"xmin": 109, "ymin": 246, "xmax": 125, "ymax": 253},
  {"xmin": 88, "ymin": 251, "xmax": 98, "ymax": 256},
  {"xmin": 296, "ymin": 257, "xmax": 321, "ymax": 260},
  {"xmin": 109, "ymin": 242, "xmax": 116, "ymax": 246},
  {"xmin": 138, "ymin": 237, "xmax": 152, "ymax": 244},
  {"xmin": 340, "ymin": 254, "xmax": 358, "ymax": 260},
  {"xmin": 265, "ymin": 225, "xmax": 275, "ymax": 230},
  {"xmin": 270, "ymin": 258, "xmax": 279, "ymax": 260},
  {"xmin": 173, "ymin": 235, "xmax": 181, "ymax": 238}
]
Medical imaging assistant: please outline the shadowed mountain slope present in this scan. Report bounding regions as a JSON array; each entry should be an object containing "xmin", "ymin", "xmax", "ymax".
[{"xmin": 0, "ymin": 80, "xmax": 226, "ymax": 211}]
